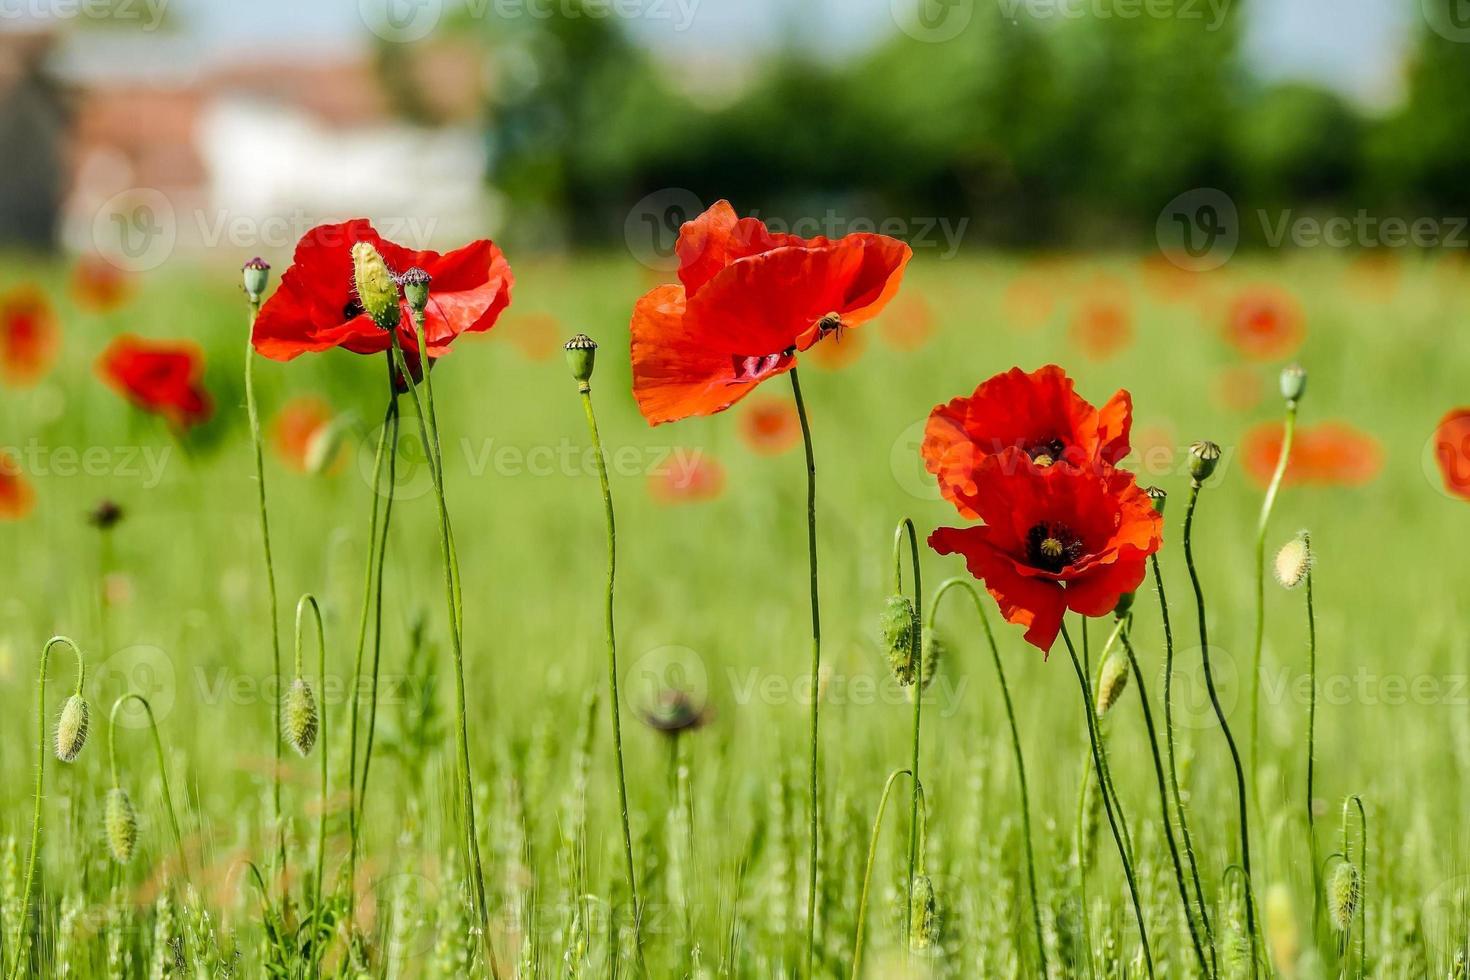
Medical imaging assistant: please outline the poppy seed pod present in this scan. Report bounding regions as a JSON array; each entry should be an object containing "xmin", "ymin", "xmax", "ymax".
[
  {"xmin": 399, "ymin": 267, "xmax": 431, "ymax": 315},
  {"xmin": 1274, "ymin": 532, "xmax": 1313, "ymax": 589},
  {"xmin": 351, "ymin": 242, "xmax": 400, "ymax": 332},
  {"xmin": 879, "ymin": 594, "xmax": 919, "ymax": 686},
  {"xmin": 1144, "ymin": 485, "xmax": 1167, "ymax": 515},
  {"xmin": 1327, "ymin": 861, "xmax": 1360, "ymax": 933},
  {"xmin": 565, "ymin": 334, "xmax": 598, "ymax": 385},
  {"xmin": 104, "ymin": 787, "xmax": 138, "ymax": 863},
  {"xmin": 1280, "ymin": 363, "xmax": 1307, "ymax": 403},
  {"xmin": 1095, "ymin": 653, "xmax": 1130, "ymax": 717},
  {"xmin": 56, "ymin": 694, "xmax": 89, "ymax": 762},
  {"xmin": 242, "ymin": 257, "xmax": 270, "ymax": 302},
  {"xmin": 1188, "ymin": 441, "xmax": 1222, "ymax": 484},
  {"xmin": 283, "ymin": 677, "xmax": 319, "ymax": 757},
  {"xmin": 909, "ymin": 874, "xmax": 940, "ymax": 951}
]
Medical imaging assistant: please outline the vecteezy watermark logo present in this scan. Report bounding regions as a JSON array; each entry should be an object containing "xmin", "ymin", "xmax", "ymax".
[
  {"xmin": 1423, "ymin": 411, "xmax": 1470, "ymax": 500},
  {"xmin": 625, "ymin": 188, "xmax": 704, "ymax": 272},
  {"xmin": 358, "ymin": 422, "xmax": 435, "ymax": 502},
  {"xmin": 892, "ymin": 0, "xmax": 973, "ymax": 42},
  {"xmin": 1156, "ymin": 188, "xmax": 1238, "ymax": 272},
  {"xmin": 1423, "ymin": 0, "xmax": 1470, "ymax": 42},
  {"xmin": 1161, "ymin": 644, "xmax": 1238, "ymax": 731},
  {"xmin": 91, "ymin": 645, "xmax": 178, "ymax": 726},
  {"xmin": 0, "ymin": 0, "xmax": 170, "ymax": 29},
  {"xmin": 994, "ymin": 0, "xmax": 1232, "ymax": 29},
  {"xmin": 624, "ymin": 644, "xmax": 709, "ymax": 714},
  {"xmin": 92, "ymin": 188, "xmax": 176, "ymax": 273},
  {"xmin": 890, "ymin": 417, "xmax": 942, "ymax": 502},
  {"xmin": 359, "ymin": 0, "xmax": 443, "ymax": 43}
]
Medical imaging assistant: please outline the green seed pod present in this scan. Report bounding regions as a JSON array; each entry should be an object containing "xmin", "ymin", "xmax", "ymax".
[
  {"xmin": 1273, "ymin": 532, "xmax": 1313, "ymax": 590},
  {"xmin": 56, "ymin": 694, "xmax": 89, "ymax": 762},
  {"xmin": 351, "ymin": 241, "xmax": 401, "ymax": 331},
  {"xmin": 242, "ymin": 256, "xmax": 271, "ymax": 303},
  {"xmin": 1144, "ymin": 485, "xmax": 1167, "ymax": 515},
  {"xmin": 104, "ymin": 788, "xmax": 138, "ymax": 863},
  {"xmin": 1095, "ymin": 653, "xmax": 1130, "ymax": 717},
  {"xmin": 909, "ymin": 874, "xmax": 940, "ymax": 951},
  {"xmin": 879, "ymin": 594, "xmax": 919, "ymax": 686},
  {"xmin": 283, "ymin": 678, "xmax": 319, "ymax": 757},
  {"xmin": 564, "ymin": 334, "xmax": 598, "ymax": 385},
  {"xmin": 1280, "ymin": 363, "xmax": 1307, "ymax": 403},
  {"xmin": 1328, "ymin": 860, "xmax": 1360, "ymax": 933},
  {"xmin": 399, "ymin": 266, "xmax": 431, "ymax": 315},
  {"xmin": 1188, "ymin": 441, "xmax": 1222, "ymax": 484}
]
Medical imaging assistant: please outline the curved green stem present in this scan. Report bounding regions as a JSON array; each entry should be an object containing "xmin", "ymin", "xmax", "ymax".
[
  {"xmin": 1184, "ymin": 483, "xmax": 1259, "ymax": 976},
  {"xmin": 892, "ymin": 519, "xmax": 924, "ymax": 948},
  {"xmin": 1251, "ymin": 402, "xmax": 1297, "ymax": 784},
  {"xmin": 1061, "ymin": 623, "xmax": 1154, "ymax": 979},
  {"xmin": 573, "ymin": 371, "xmax": 646, "ymax": 974},
  {"xmin": 789, "ymin": 366, "xmax": 823, "ymax": 980},
  {"xmin": 107, "ymin": 693, "xmax": 190, "ymax": 883},
  {"xmin": 929, "ymin": 577, "xmax": 1047, "ymax": 976},
  {"xmin": 11, "ymin": 636, "xmax": 86, "ymax": 980},
  {"xmin": 1341, "ymin": 795, "xmax": 1367, "ymax": 977},
  {"xmin": 850, "ymin": 769, "xmax": 925, "ymax": 980},
  {"xmin": 294, "ymin": 595, "xmax": 328, "ymax": 976}
]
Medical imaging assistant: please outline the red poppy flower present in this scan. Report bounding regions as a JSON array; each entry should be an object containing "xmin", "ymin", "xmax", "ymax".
[
  {"xmin": 252, "ymin": 219, "xmax": 513, "ymax": 363},
  {"xmin": 97, "ymin": 334, "xmax": 213, "ymax": 430},
  {"xmin": 71, "ymin": 257, "xmax": 134, "ymax": 313},
  {"xmin": 0, "ymin": 452, "xmax": 35, "ymax": 520},
  {"xmin": 923, "ymin": 365, "xmax": 1133, "ymax": 519},
  {"xmin": 0, "ymin": 286, "xmax": 60, "ymax": 387},
  {"xmin": 929, "ymin": 450, "xmax": 1162, "ymax": 653},
  {"xmin": 630, "ymin": 200, "xmax": 911, "ymax": 425},
  {"xmin": 1243, "ymin": 421, "xmax": 1383, "ymax": 488},
  {"xmin": 270, "ymin": 396, "xmax": 340, "ymax": 473},
  {"xmin": 648, "ymin": 453, "xmax": 725, "ymax": 504},
  {"xmin": 1434, "ymin": 408, "xmax": 1470, "ymax": 501},
  {"xmin": 739, "ymin": 397, "xmax": 802, "ymax": 455},
  {"xmin": 1225, "ymin": 285, "xmax": 1305, "ymax": 361}
]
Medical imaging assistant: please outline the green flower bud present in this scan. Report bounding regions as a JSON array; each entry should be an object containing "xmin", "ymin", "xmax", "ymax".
[
  {"xmin": 909, "ymin": 874, "xmax": 940, "ymax": 951},
  {"xmin": 56, "ymin": 694, "xmax": 89, "ymax": 762},
  {"xmin": 1279, "ymin": 363, "xmax": 1307, "ymax": 403},
  {"xmin": 242, "ymin": 257, "xmax": 271, "ymax": 302},
  {"xmin": 1095, "ymin": 653, "xmax": 1130, "ymax": 717},
  {"xmin": 1328, "ymin": 861, "xmax": 1360, "ymax": 933},
  {"xmin": 351, "ymin": 242, "xmax": 401, "ymax": 331},
  {"xmin": 912, "ymin": 631, "xmax": 943, "ymax": 697},
  {"xmin": 105, "ymin": 787, "xmax": 138, "ymax": 863},
  {"xmin": 1273, "ymin": 531, "xmax": 1313, "ymax": 590},
  {"xmin": 283, "ymin": 678, "xmax": 319, "ymax": 757},
  {"xmin": 399, "ymin": 267, "xmax": 431, "ymax": 315},
  {"xmin": 1188, "ymin": 441, "xmax": 1222, "ymax": 484},
  {"xmin": 879, "ymin": 594, "xmax": 919, "ymax": 686},
  {"xmin": 565, "ymin": 334, "xmax": 598, "ymax": 385}
]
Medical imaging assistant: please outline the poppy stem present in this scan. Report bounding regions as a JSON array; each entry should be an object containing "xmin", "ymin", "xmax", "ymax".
[
  {"xmin": 928, "ymin": 577, "xmax": 1047, "ymax": 977},
  {"xmin": 571, "ymin": 369, "xmax": 647, "ymax": 974},
  {"xmin": 244, "ymin": 296, "xmax": 286, "ymax": 887},
  {"xmin": 788, "ymin": 366, "xmax": 823, "ymax": 980},
  {"xmin": 294, "ymin": 594, "xmax": 329, "ymax": 978},
  {"xmin": 1250, "ymin": 401, "xmax": 1297, "ymax": 787},
  {"xmin": 1060, "ymin": 622, "xmax": 1154, "ymax": 979},
  {"xmin": 12, "ymin": 637, "xmax": 85, "ymax": 980},
  {"xmin": 388, "ymin": 330, "xmax": 499, "ymax": 980},
  {"xmin": 1304, "ymin": 536, "xmax": 1321, "ymax": 938},
  {"xmin": 108, "ymin": 693, "xmax": 190, "ymax": 885},
  {"xmin": 1150, "ymin": 551, "xmax": 1218, "ymax": 972},
  {"xmin": 1340, "ymin": 794, "xmax": 1367, "ymax": 977},
  {"xmin": 849, "ymin": 767, "xmax": 916, "ymax": 980},
  {"xmin": 1184, "ymin": 481, "xmax": 1260, "ymax": 978},
  {"xmin": 892, "ymin": 518, "xmax": 924, "ymax": 950}
]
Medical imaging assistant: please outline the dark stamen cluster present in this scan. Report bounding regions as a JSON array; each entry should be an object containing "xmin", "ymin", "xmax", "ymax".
[
  {"xmin": 1027, "ymin": 438, "xmax": 1066, "ymax": 466},
  {"xmin": 1026, "ymin": 521, "xmax": 1084, "ymax": 573}
]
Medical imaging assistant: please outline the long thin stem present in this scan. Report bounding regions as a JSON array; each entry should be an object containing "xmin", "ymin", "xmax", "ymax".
[
  {"xmin": 389, "ymin": 331, "xmax": 497, "ymax": 978},
  {"xmin": 294, "ymin": 595, "xmax": 328, "ymax": 977},
  {"xmin": 1060, "ymin": 623, "xmax": 1154, "ymax": 979},
  {"xmin": 1250, "ymin": 401, "xmax": 1298, "ymax": 784},
  {"xmin": 108, "ymin": 694, "xmax": 190, "ymax": 882},
  {"xmin": 929, "ymin": 577, "xmax": 1047, "ymax": 976},
  {"xmin": 1118, "ymin": 624, "xmax": 1211, "ymax": 976},
  {"xmin": 574, "ymin": 372, "xmax": 646, "ymax": 973},
  {"xmin": 12, "ymin": 636, "xmax": 86, "ymax": 980},
  {"xmin": 789, "ymin": 366, "xmax": 823, "ymax": 980},
  {"xmin": 1341, "ymin": 795, "xmax": 1367, "ymax": 977},
  {"xmin": 892, "ymin": 519, "xmax": 924, "ymax": 948},
  {"xmin": 356, "ymin": 392, "xmax": 400, "ymax": 841},
  {"xmin": 1184, "ymin": 482, "xmax": 1259, "ymax": 976},
  {"xmin": 1151, "ymin": 551, "xmax": 1216, "ymax": 971},
  {"xmin": 1304, "ymin": 539, "xmax": 1320, "ymax": 936},
  {"xmin": 850, "ymin": 768, "xmax": 915, "ymax": 980}
]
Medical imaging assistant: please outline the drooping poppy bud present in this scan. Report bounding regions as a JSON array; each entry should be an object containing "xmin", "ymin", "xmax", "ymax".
[
  {"xmin": 283, "ymin": 677, "xmax": 319, "ymax": 757},
  {"xmin": 1327, "ymin": 861, "xmax": 1359, "ymax": 933},
  {"xmin": 909, "ymin": 874, "xmax": 940, "ymax": 951},
  {"xmin": 105, "ymin": 787, "xmax": 138, "ymax": 863},
  {"xmin": 56, "ymin": 694, "xmax": 89, "ymax": 762},
  {"xmin": 879, "ymin": 594, "xmax": 919, "ymax": 686}
]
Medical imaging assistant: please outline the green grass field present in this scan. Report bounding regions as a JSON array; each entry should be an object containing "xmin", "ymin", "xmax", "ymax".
[{"xmin": 2, "ymin": 249, "xmax": 1468, "ymax": 977}]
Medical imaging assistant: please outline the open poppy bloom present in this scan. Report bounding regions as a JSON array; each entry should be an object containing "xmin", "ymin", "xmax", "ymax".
[
  {"xmin": 0, "ymin": 452, "xmax": 35, "ymax": 520},
  {"xmin": 1243, "ymin": 420, "xmax": 1383, "ymax": 488},
  {"xmin": 630, "ymin": 200, "xmax": 911, "ymax": 425},
  {"xmin": 1434, "ymin": 408, "xmax": 1470, "ymax": 502},
  {"xmin": 252, "ymin": 219, "xmax": 513, "ymax": 362},
  {"xmin": 97, "ymin": 334, "xmax": 213, "ymax": 430},
  {"xmin": 0, "ymin": 286, "xmax": 60, "ymax": 387},
  {"xmin": 1225, "ymin": 285, "xmax": 1305, "ymax": 361},
  {"xmin": 930, "ymin": 450, "xmax": 1162, "ymax": 652},
  {"xmin": 923, "ymin": 365, "xmax": 1132, "ymax": 519}
]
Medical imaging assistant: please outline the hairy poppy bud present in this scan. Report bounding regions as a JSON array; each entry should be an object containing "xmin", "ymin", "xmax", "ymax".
[
  {"xmin": 56, "ymin": 694, "xmax": 89, "ymax": 762},
  {"xmin": 105, "ymin": 787, "xmax": 138, "ymax": 863},
  {"xmin": 399, "ymin": 267, "xmax": 431, "ymax": 315},
  {"xmin": 913, "ymin": 631, "xmax": 943, "ymax": 696},
  {"xmin": 1188, "ymin": 441, "xmax": 1222, "ymax": 484},
  {"xmin": 565, "ymin": 334, "xmax": 598, "ymax": 386},
  {"xmin": 879, "ymin": 594, "xmax": 919, "ymax": 686},
  {"xmin": 1274, "ymin": 532, "xmax": 1313, "ymax": 590},
  {"xmin": 909, "ymin": 874, "xmax": 940, "ymax": 951},
  {"xmin": 1327, "ymin": 861, "xmax": 1359, "ymax": 933},
  {"xmin": 283, "ymin": 678, "xmax": 319, "ymax": 757},
  {"xmin": 351, "ymin": 242, "xmax": 401, "ymax": 331},
  {"xmin": 1095, "ymin": 653, "xmax": 1130, "ymax": 717},
  {"xmin": 1144, "ymin": 485, "xmax": 1167, "ymax": 515},
  {"xmin": 1279, "ymin": 363, "xmax": 1307, "ymax": 403},
  {"xmin": 242, "ymin": 257, "xmax": 270, "ymax": 303}
]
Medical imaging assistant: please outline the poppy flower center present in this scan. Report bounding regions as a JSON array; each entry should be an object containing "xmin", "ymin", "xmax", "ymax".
[
  {"xmin": 732, "ymin": 352, "xmax": 787, "ymax": 382},
  {"xmin": 343, "ymin": 296, "xmax": 366, "ymax": 321},
  {"xmin": 1027, "ymin": 438, "xmax": 1066, "ymax": 467},
  {"xmin": 1026, "ymin": 521, "xmax": 1083, "ymax": 573}
]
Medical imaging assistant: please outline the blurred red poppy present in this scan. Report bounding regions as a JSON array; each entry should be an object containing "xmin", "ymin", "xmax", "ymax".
[
  {"xmin": 71, "ymin": 257, "xmax": 134, "ymax": 313},
  {"xmin": 97, "ymin": 334, "xmax": 213, "ymax": 430},
  {"xmin": 648, "ymin": 453, "xmax": 725, "ymax": 504},
  {"xmin": 1433, "ymin": 408, "xmax": 1470, "ymax": 501},
  {"xmin": 630, "ymin": 200, "xmax": 911, "ymax": 425},
  {"xmin": 0, "ymin": 286, "xmax": 60, "ymax": 387},
  {"xmin": 929, "ymin": 450, "xmax": 1161, "ymax": 653},
  {"xmin": 1225, "ymin": 285, "xmax": 1305, "ymax": 361},
  {"xmin": 923, "ymin": 365, "xmax": 1132, "ymax": 519},
  {"xmin": 499, "ymin": 311, "xmax": 560, "ymax": 361},
  {"xmin": 270, "ymin": 396, "xmax": 339, "ymax": 473},
  {"xmin": 879, "ymin": 293, "xmax": 935, "ymax": 351},
  {"xmin": 1070, "ymin": 296, "xmax": 1132, "ymax": 361},
  {"xmin": 1243, "ymin": 421, "xmax": 1383, "ymax": 488},
  {"xmin": 252, "ymin": 219, "xmax": 513, "ymax": 363},
  {"xmin": 739, "ymin": 397, "xmax": 801, "ymax": 455},
  {"xmin": 0, "ymin": 452, "xmax": 35, "ymax": 520},
  {"xmin": 1213, "ymin": 365, "xmax": 1263, "ymax": 414}
]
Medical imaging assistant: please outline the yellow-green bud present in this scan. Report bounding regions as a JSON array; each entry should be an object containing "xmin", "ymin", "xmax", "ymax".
[
  {"xmin": 1280, "ymin": 363, "xmax": 1307, "ymax": 403},
  {"xmin": 56, "ymin": 694, "xmax": 89, "ymax": 762},
  {"xmin": 879, "ymin": 594, "xmax": 919, "ymax": 686},
  {"xmin": 399, "ymin": 267, "xmax": 431, "ymax": 315},
  {"xmin": 1273, "ymin": 532, "xmax": 1313, "ymax": 590},
  {"xmin": 1327, "ymin": 861, "xmax": 1359, "ymax": 933},
  {"xmin": 105, "ymin": 787, "xmax": 138, "ymax": 863},
  {"xmin": 565, "ymin": 334, "xmax": 598, "ymax": 385},
  {"xmin": 242, "ymin": 257, "xmax": 271, "ymax": 303},
  {"xmin": 1188, "ymin": 441, "xmax": 1222, "ymax": 484},
  {"xmin": 351, "ymin": 242, "xmax": 401, "ymax": 331},
  {"xmin": 909, "ymin": 874, "xmax": 940, "ymax": 951},
  {"xmin": 284, "ymin": 678, "xmax": 319, "ymax": 757},
  {"xmin": 1096, "ymin": 653, "xmax": 1130, "ymax": 717}
]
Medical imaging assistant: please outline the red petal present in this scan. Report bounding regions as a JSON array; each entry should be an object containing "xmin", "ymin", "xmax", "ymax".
[{"xmin": 929, "ymin": 525, "xmax": 1067, "ymax": 653}]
